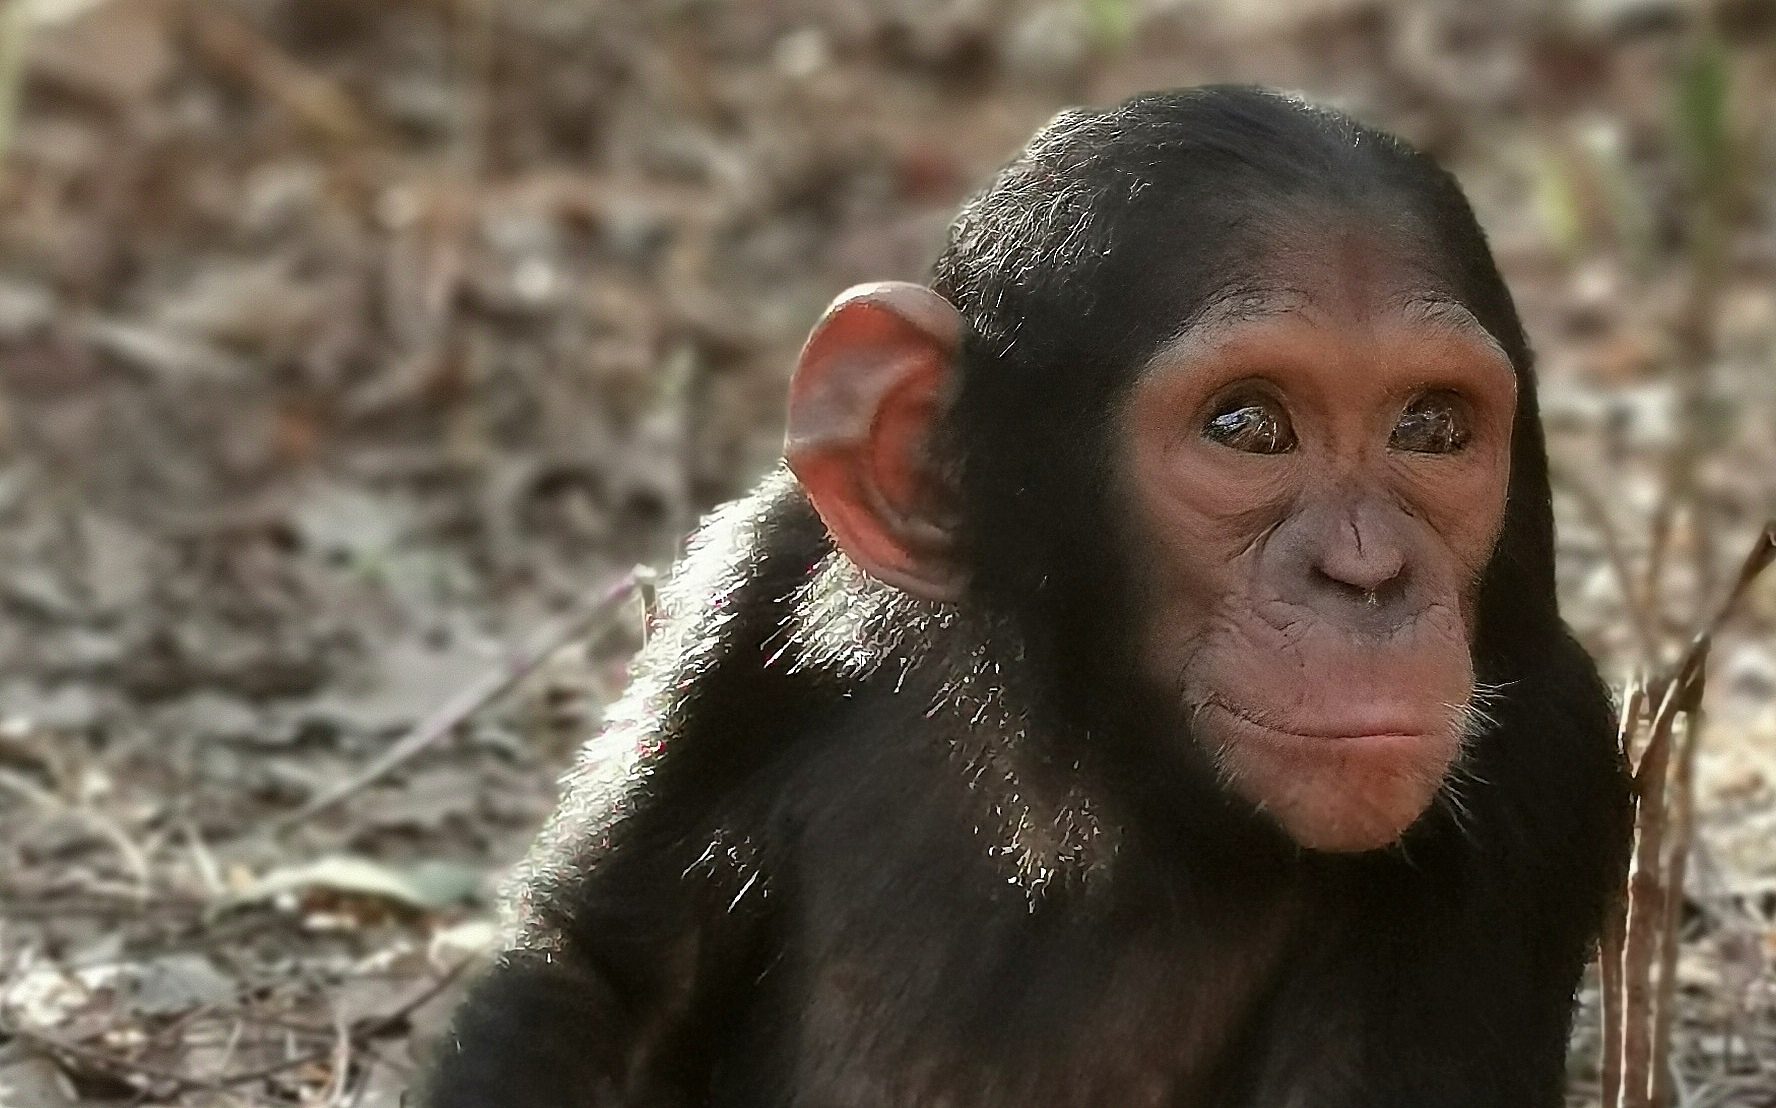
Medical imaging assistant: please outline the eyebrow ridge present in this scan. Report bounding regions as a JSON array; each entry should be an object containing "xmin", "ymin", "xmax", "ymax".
[
  {"xmin": 1148, "ymin": 288, "xmax": 1510, "ymax": 369},
  {"xmin": 1396, "ymin": 295, "xmax": 1508, "ymax": 360},
  {"xmin": 1164, "ymin": 284, "xmax": 1311, "ymax": 346}
]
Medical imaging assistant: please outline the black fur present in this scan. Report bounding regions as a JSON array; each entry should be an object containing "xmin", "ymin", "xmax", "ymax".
[{"xmin": 422, "ymin": 87, "xmax": 1630, "ymax": 1107}]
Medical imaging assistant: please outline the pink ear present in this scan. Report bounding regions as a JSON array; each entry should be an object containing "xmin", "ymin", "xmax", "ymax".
[{"xmin": 784, "ymin": 283, "xmax": 965, "ymax": 602}]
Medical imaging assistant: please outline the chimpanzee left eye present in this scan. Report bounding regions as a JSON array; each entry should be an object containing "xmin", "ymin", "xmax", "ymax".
[{"xmin": 1390, "ymin": 390, "xmax": 1471, "ymax": 455}]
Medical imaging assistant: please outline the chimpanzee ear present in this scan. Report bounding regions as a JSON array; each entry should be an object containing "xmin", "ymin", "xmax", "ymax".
[{"xmin": 784, "ymin": 282, "xmax": 965, "ymax": 602}]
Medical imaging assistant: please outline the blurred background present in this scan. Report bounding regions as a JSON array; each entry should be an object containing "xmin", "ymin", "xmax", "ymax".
[{"xmin": 0, "ymin": 1, "xmax": 1770, "ymax": 1105}]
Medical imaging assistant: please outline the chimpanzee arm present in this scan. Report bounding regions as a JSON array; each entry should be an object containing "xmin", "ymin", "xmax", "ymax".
[
  {"xmin": 424, "ymin": 949, "xmax": 631, "ymax": 1106},
  {"xmin": 420, "ymin": 775, "xmax": 779, "ymax": 1108},
  {"xmin": 1236, "ymin": 858, "xmax": 1606, "ymax": 1108}
]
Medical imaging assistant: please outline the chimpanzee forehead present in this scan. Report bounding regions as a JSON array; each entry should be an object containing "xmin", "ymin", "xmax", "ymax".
[
  {"xmin": 1159, "ymin": 281, "xmax": 1507, "ymax": 362},
  {"xmin": 1157, "ymin": 287, "xmax": 1506, "ymax": 356},
  {"xmin": 1130, "ymin": 211, "xmax": 1510, "ymax": 370}
]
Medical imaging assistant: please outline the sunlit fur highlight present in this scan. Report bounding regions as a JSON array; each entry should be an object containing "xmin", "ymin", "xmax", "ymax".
[{"xmin": 782, "ymin": 543, "xmax": 1115, "ymax": 902}]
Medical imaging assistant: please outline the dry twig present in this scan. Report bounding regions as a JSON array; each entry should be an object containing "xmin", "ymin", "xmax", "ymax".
[
  {"xmin": 1601, "ymin": 523, "xmax": 1776, "ymax": 1108},
  {"xmin": 273, "ymin": 573, "xmax": 640, "ymax": 832}
]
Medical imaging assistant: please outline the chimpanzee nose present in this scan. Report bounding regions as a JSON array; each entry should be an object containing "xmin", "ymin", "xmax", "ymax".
[
  {"xmin": 1267, "ymin": 496, "xmax": 1417, "ymax": 625},
  {"xmin": 1315, "ymin": 519, "xmax": 1406, "ymax": 595},
  {"xmin": 1304, "ymin": 513, "xmax": 1411, "ymax": 623}
]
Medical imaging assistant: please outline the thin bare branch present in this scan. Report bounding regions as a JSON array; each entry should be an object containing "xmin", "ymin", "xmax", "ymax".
[{"xmin": 272, "ymin": 573, "xmax": 640, "ymax": 832}]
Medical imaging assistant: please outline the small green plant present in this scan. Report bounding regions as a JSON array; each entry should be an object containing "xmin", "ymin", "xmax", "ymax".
[{"xmin": 1082, "ymin": 0, "xmax": 1137, "ymax": 53}]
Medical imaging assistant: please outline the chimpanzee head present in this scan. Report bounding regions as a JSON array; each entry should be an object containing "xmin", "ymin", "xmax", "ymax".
[{"xmin": 786, "ymin": 86, "xmax": 1555, "ymax": 852}]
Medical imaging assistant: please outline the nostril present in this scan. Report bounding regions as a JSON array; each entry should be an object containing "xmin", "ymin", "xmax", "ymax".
[
  {"xmin": 1313, "ymin": 565, "xmax": 1394, "ymax": 603},
  {"xmin": 1313, "ymin": 549, "xmax": 1406, "ymax": 597}
]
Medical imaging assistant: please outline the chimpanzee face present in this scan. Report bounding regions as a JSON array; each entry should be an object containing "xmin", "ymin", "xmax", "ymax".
[{"xmin": 1117, "ymin": 225, "xmax": 1516, "ymax": 851}]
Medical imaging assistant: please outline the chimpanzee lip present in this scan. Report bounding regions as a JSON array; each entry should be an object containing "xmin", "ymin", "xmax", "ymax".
[{"xmin": 1201, "ymin": 698, "xmax": 1449, "ymax": 744}]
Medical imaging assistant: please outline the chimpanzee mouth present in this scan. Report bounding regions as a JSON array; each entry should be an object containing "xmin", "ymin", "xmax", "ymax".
[{"xmin": 1199, "ymin": 696, "xmax": 1458, "ymax": 747}]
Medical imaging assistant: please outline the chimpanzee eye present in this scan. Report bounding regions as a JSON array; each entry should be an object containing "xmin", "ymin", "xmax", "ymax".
[
  {"xmin": 1390, "ymin": 390, "xmax": 1472, "ymax": 455},
  {"xmin": 1202, "ymin": 392, "xmax": 1296, "ymax": 455}
]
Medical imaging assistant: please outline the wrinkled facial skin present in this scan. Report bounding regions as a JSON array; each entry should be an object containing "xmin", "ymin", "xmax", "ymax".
[{"xmin": 1119, "ymin": 233, "xmax": 1517, "ymax": 853}]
